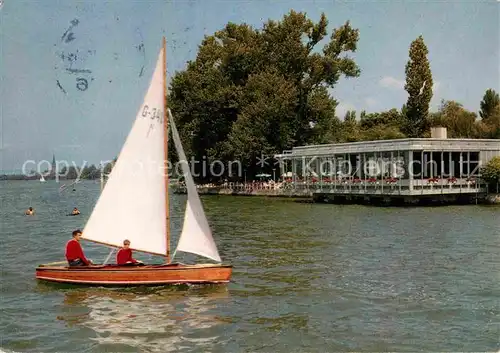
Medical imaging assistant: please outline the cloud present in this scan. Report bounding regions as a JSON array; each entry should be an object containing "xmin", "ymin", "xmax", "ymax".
[
  {"xmin": 379, "ymin": 76, "xmax": 404, "ymax": 90},
  {"xmin": 365, "ymin": 97, "xmax": 378, "ymax": 107},
  {"xmin": 433, "ymin": 81, "xmax": 440, "ymax": 92}
]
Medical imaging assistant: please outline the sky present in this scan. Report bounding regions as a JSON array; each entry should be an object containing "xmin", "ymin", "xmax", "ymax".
[{"xmin": 0, "ymin": 0, "xmax": 498, "ymax": 172}]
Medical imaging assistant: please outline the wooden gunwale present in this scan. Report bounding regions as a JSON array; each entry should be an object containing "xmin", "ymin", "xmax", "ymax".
[
  {"xmin": 35, "ymin": 263, "xmax": 232, "ymax": 285},
  {"xmin": 36, "ymin": 264, "xmax": 233, "ymax": 271},
  {"xmin": 35, "ymin": 277, "xmax": 230, "ymax": 285}
]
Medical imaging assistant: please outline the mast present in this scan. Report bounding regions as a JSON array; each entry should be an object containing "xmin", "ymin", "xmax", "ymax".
[{"xmin": 163, "ymin": 36, "xmax": 171, "ymax": 263}]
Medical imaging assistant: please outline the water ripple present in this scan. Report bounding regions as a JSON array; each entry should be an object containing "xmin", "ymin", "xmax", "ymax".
[{"xmin": 1, "ymin": 181, "xmax": 499, "ymax": 352}]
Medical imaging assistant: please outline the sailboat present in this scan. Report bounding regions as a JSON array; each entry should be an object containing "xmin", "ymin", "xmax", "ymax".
[
  {"xmin": 35, "ymin": 38, "xmax": 232, "ymax": 285},
  {"xmin": 40, "ymin": 174, "xmax": 46, "ymax": 182}
]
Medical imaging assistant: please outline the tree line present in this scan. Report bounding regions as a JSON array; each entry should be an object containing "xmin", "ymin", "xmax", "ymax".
[
  {"xmin": 58, "ymin": 162, "xmax": 115, "ymax": 180},
  {"xmin": 167, "ymin": 10, "xmax": 499, "ymax": 182},
  {"xmin": 0, "ymin": 161, "xmax": 115, "ymax": 181}
]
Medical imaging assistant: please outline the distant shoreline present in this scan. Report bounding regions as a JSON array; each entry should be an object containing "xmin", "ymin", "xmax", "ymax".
[{"xmin": 0, "ymin": 176, "xmax": 93, "ymax": 181}]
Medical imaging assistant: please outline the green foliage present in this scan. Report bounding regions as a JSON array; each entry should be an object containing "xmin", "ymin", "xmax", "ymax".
[
  {"xmin": 477, "ymin": 91, "xmax": 500, "ymax": 138},
  {"xmin": 480, "ymin": 89, "xmax": 500, "ymax": 123},
  {"xmin": 360, "ymin": 109, "xmax": 403, "ymax": 130},
  {"xmin": 225, "ymin": 70, "xmax": 298, "ymax": 172},
  {"xmin": 102, "ymin": 158, "xmax": 116, "ymax": 175},
  {"xmin": 344, "ymin": 110, "xmax": 356, "ymax": 124},
  {"xmin": 427, "ymin": 100, "xmax": 477, "ymax": 138},
  {"xmin": 362, "ymin": 125, "xmax": 406, "ymax": 141},
  {"xmin": 403, "ymin": 35, "xmax": 433, "ymax": 137},
  {"xmin": 305, "ymin": 87, "xmax": 343, "ymax": 144},
  {"xmin": 80, "ymin": 164, "xmax": 98, "ymax": 180},
  {"xmin": 339, "ymin": 108, "xmax": 406, "ymax": 142},
  {"xmin": 426, "ymin": 99, "xmax": 500, "ymax": 139},
  {"xmin": 481, "ymin": 156, "xmax": 500, "ymax": 187},
  {"xmin": 169, "ymin": 10, "xmax": 360, "ymax": 180},
  {"xmin": 340, "ymin": 110, "xmax": 361, "ymax": 142},
  {"xmin": 66, "ymin": 166, "xmax": 79, "ymax": 180},
  {"xmin": 67, "ymin": 160, "xmax": 116, "ymax": 180}
]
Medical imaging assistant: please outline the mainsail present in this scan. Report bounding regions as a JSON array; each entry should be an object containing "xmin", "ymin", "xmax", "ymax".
[
  {"xmin": 169, "ymin": 109, "xmax": 222, "ymax": 263},
  {"xmin": 82, "ymin": 47, "xmax": 167, "ymax": 256},
  {"xmin": 82, "ymin": 42, "xmax": 221, "ymax": 263}
]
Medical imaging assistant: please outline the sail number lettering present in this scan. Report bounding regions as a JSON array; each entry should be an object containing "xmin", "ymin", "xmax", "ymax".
[{"xmin": 141, "ymin": 104, "xmax": 163, "ymax": 124}]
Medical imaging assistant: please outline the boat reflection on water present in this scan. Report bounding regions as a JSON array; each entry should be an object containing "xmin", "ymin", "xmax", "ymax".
[{"xmin": 57, "ymin": 285, "xmax": 231, "ymax": 352}]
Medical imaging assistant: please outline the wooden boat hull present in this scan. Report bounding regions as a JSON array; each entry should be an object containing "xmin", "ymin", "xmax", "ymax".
[{"xmin": 35, "ymin": 263, "xmax": 232, "ymax": 286}]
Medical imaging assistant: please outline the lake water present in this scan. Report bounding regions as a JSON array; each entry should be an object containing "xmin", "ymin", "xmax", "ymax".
[{"xmin": 0, "ymin": 180, "xmax": 499, "ymax": 352}]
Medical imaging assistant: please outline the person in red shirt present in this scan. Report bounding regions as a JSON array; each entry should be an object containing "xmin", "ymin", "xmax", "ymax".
[
  {"xmin": 65, "ymin": 229, "xmax": 92, "ymax": 266},
  {"xmin": 116, "ymin": 239, "xmax": 144, "ymax": 266}
]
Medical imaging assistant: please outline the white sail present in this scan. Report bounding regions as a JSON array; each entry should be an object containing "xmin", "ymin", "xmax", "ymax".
[
  {"xmin": 40, "ymin": 175, "xmax": 46, "ymax": 182},
  {"xmin": 169, "ymin": 109, "xmax": 222, "ymax": 263},
  {"xmin": 82, "ymin": 48, "xmax": 167, "ymax": 256}
]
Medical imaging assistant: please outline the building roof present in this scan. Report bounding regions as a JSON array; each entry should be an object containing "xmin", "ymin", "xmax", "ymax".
[{"xmin": 275, "ymin": 138, "xmax": 500, "ymax": 158}]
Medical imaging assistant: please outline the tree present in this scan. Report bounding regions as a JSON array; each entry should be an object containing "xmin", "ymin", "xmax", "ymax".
[
  {"xmin": 102, "ymin": 158, "xmax": 117, "ymax": 175},
  {"xmin": 362, "ymin": 125, "xmax": 405, "ymax": 141},
  {"xmin": 340, "ymin": 110, "xmax": 361, "ymax": 142},
  {"xmin": 360, "ymin": 109, "xmax": 402, "ymax": 130},
  {"xmin": 479, "ymin": 89, "xmax": 500, "ymax": 123},
  {"xmin": 81, "ymin": 164, "xmax": 98, "ymax": 179},
  {"xmin": 403, "ymin": 35, "xmax": 433, "ymax": 137},
  {"xmin": 169, "ymin": 11, "xmax": 360, "ymax": 181},
  {"xmin": 357, "ymin": 109, "xmax": 405, "ymax": 140},
  {"xmin": 344, "ymin": 110, "xmax": 356, "ymax": 124},
  {"xmin": 427, "ymin": 100, "xmax": 477, "ymax": 138},
  {"xmin": 477, "ymin": 90, "xmax": 500, "ymax": 138},
  {"xmin": 66, "ymin": 166, "xmax": 78, "ymax": 180},
  {"xmin": 225, "ymin": 70, "xmax": 298, "ymax": 176},
  {"xmin": 481, "ymin": 156, "xmax": 500, "ymax": 192},
  {"xmin": 476, "ymin": 108, "xmax": 500, "ymax": 139},
  {"xmin": 303, "ymin": 87, "xmax": 342, "ymax": 144}
]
